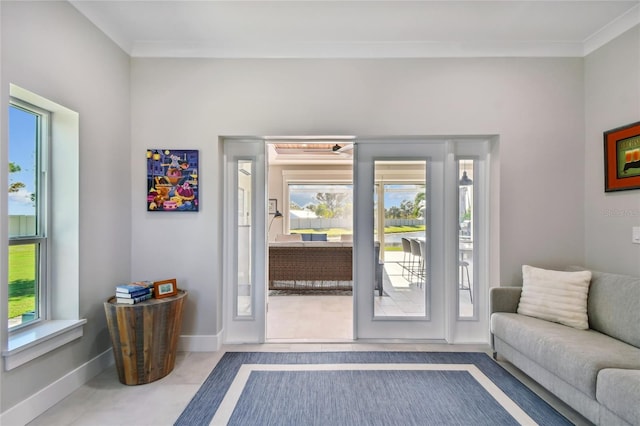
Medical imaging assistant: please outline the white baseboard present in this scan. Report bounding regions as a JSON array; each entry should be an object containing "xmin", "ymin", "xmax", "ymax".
[
  {"xmin": 178, "ymin": 333, "xmax": 221, "ymax": 352},
  {"xmin": 0, "ymin": 348, "xmax": 114, "ymax": 426}
]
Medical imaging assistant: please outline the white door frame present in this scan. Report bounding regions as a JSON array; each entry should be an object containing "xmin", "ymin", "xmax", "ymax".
[
  {"xmin": 353, "ymin": 139, "xmax": 449, "ymax": 340},
  {"xmin": 221, "ymin": 136, "xmax": 492, "ymax": 344},
  {"xmin": 222, "ymin": 139, "xmax": 267, "ymax": 343}
]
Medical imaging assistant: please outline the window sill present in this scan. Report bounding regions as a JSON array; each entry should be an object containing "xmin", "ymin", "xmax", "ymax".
[{"xmin": 3, "ymin": 319, "xmax": 87, "ymax": 371}]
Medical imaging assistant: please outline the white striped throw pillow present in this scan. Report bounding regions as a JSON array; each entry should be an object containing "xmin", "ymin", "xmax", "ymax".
[{"xmin": 517, "ymin": 265, "xmax": 592, "ymax": 330}]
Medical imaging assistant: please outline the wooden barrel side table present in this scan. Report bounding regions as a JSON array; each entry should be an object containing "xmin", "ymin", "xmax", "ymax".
[{"xmin": 104, "ymin": 290, "xmax": 187, "ymax": 385}]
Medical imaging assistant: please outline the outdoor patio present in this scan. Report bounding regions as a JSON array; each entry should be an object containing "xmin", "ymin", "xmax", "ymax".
[{"xmin": 377, "ymin": 248, "xmax": 474, "ymax": 318}]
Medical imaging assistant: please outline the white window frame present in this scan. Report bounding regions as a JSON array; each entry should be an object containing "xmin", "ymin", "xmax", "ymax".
[
  {"xmin": 456, "ymin": 157, "xmax": 478, "ymax": 321},
  {"xmin": 3, "ymin": 85, "xmax": 85, "ymax": 371},
  {"xmin": 446, "ymin": 139, "xmax": 492, "ymax": 344},
  {"xmin": 8, "ymin": 98, "xmax": 49, "ymax": 332}
]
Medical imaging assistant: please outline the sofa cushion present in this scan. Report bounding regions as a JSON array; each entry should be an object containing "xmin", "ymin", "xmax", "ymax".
[
  {"xmin": 491, "ymin": 312, "xmax": 640, "ymax": 398},
  {"xmin": 275, "ymin": 234, "xmax": 303, "ymax": 242},
  {"xmin": 587, "ymin": 270, "xmax": 640, "ymax": 348},
  {"xmin": 517, "ymin": 265, "xmax": 591, "ymax": 329},
  {"xmin": 596, "ymin": 369, "xmax": 640, "ymax": 426},
  {"xmin": 295, "ymin": 233, "xmax": 328, "ymax": 241}
]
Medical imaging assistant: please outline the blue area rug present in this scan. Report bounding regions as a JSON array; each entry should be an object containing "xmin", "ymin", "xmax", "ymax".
[{"xmin": 175, "ymin": 352, "xmax": 571, "ymax": 426}]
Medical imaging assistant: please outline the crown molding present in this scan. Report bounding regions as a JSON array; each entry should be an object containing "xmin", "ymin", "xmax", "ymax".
[
  {"xmin": 130, "ymin": 40, "xmax": 587, "ymax": 59},
  {"xmin": 583, "ymin": 4, "xmax": 640, "ymax": 56}
]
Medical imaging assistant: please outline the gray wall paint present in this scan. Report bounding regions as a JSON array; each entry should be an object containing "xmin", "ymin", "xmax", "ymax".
[
  {"xmin": 131, "ymin": 57, "xmax": 586, "ymax": 337},
  {"xmin": 2, "ymin": 0, "xmax": 637, "ymax": 415},
  {"xmin": 584, "ymin": 27, "xmax": 640, "ymax": 276},
  {"xmin": 1, "ymin": 1, "xmax": 131, "ymax": 411}
]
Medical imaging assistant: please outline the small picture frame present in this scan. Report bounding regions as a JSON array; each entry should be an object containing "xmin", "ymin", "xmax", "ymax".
[
  {"xmin": 268, "ymin": 199, "xmax": 278, "ymax": 214},
  {"xmin": 153, "ymin": 279, "xmax": 178, "ymax": 299},
  {"xmin": 604, "ymin": 121, "xmax": 640, "ymax": 192}
]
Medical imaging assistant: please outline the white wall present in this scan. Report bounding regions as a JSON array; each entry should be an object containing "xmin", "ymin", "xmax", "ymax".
[
  {"xmin": 584, "ymin": 26, "xmax": 640, "ymax": 276},
  {"xmin": 1, "ymin": 1, "xmax": 130, "ymax": 412},
  {"xmin": 131, "ymin": 57, "xmax": 586, "ymax": 338}
]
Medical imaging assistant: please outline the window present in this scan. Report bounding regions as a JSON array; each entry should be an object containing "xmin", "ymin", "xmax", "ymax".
[
  {"xmin": 8, "ymin": 99, "xmax": 49, "ymax": 330},
  {"xmin": 3, "ymin": 85, "xmax": 84, "ymax": 371},
  {"xmin": 373, "ymin": 162, "xmax": 428, "ymax": 318},
  {"xmin": 237, "ymin": 160, "xmax": 253, "ymax": 317},
  {"xmin": 288, "ymin": 183, "xmax": 353, "ymax": 239},
  {"xmin": 458, "ymin": 159, "xmax": 475, "ymax": 318}
]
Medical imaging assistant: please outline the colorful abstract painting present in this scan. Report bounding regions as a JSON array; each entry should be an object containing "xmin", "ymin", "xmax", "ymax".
[{"xmin": 147, "ymin": 149, "xmax": 199, "ymax": 211}]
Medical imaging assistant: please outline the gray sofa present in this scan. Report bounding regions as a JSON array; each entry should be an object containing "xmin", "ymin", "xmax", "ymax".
[{"xmin": 490, "ymin": 269, "xmax": 640, "ymax": 425}]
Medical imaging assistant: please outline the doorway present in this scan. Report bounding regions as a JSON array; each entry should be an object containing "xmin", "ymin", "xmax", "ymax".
[
  {"xmin": 223, "ymin": 136, "xmax": 489, "ymax": 344},
  {"xmin": 266, "ymin": 141, "xmax": 355, "ymax": 341}
]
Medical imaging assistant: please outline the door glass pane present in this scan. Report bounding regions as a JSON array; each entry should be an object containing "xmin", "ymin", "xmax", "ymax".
[
  {"xmin": 8, "ymin": 243, "xmax": 39, "ymax": 327},
  {"xmin": 458, "ymin": 160, "xmax": 474, "ymax": 318},
  {"xmin": 237, "ymin": 161, "xmax": 252, "ymax": 317},
  {"xmin": 374, "ymin": 161, "xmax": 427, "ymax": 317}
]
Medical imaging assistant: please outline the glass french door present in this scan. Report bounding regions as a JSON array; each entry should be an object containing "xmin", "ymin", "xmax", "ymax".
[
  {"xmin": 222, "ymin": 137, "xmax": 488, "ymax": 344},
  {"xmin": 353, "ymin": 140, "xmax": 447, "ymax": 340},
  {"xmin": 223, "ymin": 139, "xmax": 267, "ymax": 343}
]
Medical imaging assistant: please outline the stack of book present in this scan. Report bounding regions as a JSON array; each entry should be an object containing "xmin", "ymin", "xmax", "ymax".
[{"xmin": 115, "ymin": 281, "xmax": 154, "ymax": 304}]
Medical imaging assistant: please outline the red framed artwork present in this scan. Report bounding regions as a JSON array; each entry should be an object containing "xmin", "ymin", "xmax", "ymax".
[{"xmin": 604, "ymin": 121, "xmax": 640, "ymax": 192}]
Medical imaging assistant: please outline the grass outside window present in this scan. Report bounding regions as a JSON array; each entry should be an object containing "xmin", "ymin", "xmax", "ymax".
[{"xmin": 8, "ymin": 244, "xmax": 36, "ymax": 320}]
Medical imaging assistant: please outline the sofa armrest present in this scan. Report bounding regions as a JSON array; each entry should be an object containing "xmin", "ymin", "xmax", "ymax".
[{"xmin": 490, "ymin": 286, "xmax": 522, "ymax": 314}]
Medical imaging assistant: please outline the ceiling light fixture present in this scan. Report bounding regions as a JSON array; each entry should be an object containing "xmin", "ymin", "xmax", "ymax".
[{"xmin": 264, "ymin": 135, "xmax": 355, "ymax": 141}]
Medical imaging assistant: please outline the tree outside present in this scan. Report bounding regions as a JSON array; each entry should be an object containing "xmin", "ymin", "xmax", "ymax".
[
  {"xmin": 384, "ymin": 189, "xmax": 424, "ymax": 219},
  {"xmin": 310, "ymin": 192, "xmax": 352, "ymax": 219}
]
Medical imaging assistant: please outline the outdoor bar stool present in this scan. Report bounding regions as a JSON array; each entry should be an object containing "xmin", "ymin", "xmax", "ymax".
[
  {"xmin": 459, "ymin": 259, "xmax": 472, "ymax": 301},
  {"xmin": 417, "ymin": 239, "xmax": 428, "ymax": 288},
  {"xmin": 409, "ymin": 238, "xmax": 423, "ymax": 284},
  {"xmin": 401, "ymin": 237, "xmax": 413, "ymax": 279}
]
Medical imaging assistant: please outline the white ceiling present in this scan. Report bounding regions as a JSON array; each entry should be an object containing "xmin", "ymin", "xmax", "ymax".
[{"xmin": 70, "ymin": 1, "xmax": 640, "ymax": 58}]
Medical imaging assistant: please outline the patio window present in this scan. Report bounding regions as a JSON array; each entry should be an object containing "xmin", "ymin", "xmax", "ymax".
[{"xmin": 287, "ymin": 183, "xmax": 353, "ymax": 239}]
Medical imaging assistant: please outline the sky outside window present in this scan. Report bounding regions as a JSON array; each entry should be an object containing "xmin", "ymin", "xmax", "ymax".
[{"xmin": 9, "ymin": 105, "xmax": 38, "ymax": 217}]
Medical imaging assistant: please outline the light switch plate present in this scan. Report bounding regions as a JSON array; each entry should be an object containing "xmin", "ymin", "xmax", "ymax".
[{"xmin": 633, "ymin": 226, "xmax": 640, "ymax": 244}]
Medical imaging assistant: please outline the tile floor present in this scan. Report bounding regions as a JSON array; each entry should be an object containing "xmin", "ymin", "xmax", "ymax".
[
  {"xmin": 266, "ymin": 253, "xmax": 474, "ymax": 341},
  {"xmin": 27, "ymin": 343, "xmax": 591, "ymax": 426},
  {"xmin": 378, "ymin": 252, "xmax": 475, "ymax": 317},
  {"xmin": 267, "ymin": 295, "xmax": 353, "ymax": 341}
]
